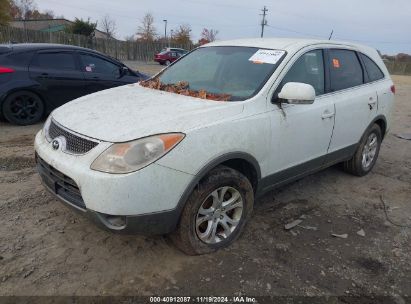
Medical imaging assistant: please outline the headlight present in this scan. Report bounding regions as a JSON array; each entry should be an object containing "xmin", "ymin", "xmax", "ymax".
[{"xmin": 90, "ymin": 133, "xmax": 185, "ymax": 174}]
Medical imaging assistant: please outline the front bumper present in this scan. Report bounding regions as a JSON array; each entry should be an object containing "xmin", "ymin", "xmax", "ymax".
[
  {"xmin": 34, "ymin": 130, "xmax": 193, "ymax": 234},
  {"xmin": 37, "ymin": 166, "xmax": 184, "ymax": 235}
]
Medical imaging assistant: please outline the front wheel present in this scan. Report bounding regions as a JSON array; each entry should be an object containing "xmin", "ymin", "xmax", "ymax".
[
  {"xmin": 165, "ymin": 60, "xmax": 171, "ymax": 66},
  {"xmin": 170, "ymin": 166, "xmax": 254, "ymax": 255},
  {"xmin": 2, "ymin": 91, "xmax": 44, "ymax": 125},
  {"xmin": 343, "ymin": 124, "xmax": 382, "ymax": 176}
]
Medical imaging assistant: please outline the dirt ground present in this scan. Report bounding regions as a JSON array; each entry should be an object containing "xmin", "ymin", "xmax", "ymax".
[{"xmin": 0, "ymin": 70, "xmax": 410, "ymax": 299}]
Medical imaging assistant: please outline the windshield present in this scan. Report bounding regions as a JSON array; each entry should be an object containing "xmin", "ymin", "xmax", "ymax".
[{"xmin": 142, "ymin": 46, "xmax": 286, "ymax": 101}]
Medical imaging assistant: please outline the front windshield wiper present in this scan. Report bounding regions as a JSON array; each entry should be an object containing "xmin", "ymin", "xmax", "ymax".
[{"xmin": 140, "ymin": 78, "xmax": 231, "ymax": 101}]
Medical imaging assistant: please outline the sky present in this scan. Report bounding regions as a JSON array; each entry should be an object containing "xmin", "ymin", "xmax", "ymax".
[{"xmin": 34, "ymin": 0, "xmax": 411, "ymax": 55}]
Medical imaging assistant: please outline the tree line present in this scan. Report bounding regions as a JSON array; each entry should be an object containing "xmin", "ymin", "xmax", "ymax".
[
  {"xmin": 132, "ymin": 13, "xmax": 218, "ymax": 45},
  {"xmin": 0, "ymin": 0, "xmax": 114, "ymax": 38},
  {"xmin": 0, "ymin": 1, "xmax": 219, "ymax": 45},
  {"xmin": 0, "ymin": 0, "xmax": 56, "ymax": 22}
]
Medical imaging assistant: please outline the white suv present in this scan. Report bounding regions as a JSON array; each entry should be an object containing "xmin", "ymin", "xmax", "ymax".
[{"xmin": 35, "ymin": 38, "xmax": 395, "ymax": 255}]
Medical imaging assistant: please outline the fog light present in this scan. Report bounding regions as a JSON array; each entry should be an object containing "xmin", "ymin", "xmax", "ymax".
[
  {"xmin": 106, "ymin": 215, "xmax": 126, "ymax": 227},
  {"xmin": 97, "ymin": 213, "xmax": 127, "ymax": 230}
]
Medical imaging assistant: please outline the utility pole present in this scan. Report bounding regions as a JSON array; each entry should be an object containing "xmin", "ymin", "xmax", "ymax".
[
  {"xmin": 260, "ymin": 6, "xmax": 268, "ymax": 38},
  {"xmin": 163, "ymin": 19, "xmax": 168, "ymax": 44}
]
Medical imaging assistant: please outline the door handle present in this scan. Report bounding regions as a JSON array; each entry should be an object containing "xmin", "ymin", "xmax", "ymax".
[
  {"xmin": 321, "ymin": 111, "xmax": 335, "ymax": 119},
  {"xmin": 368, "ymin": 97, "xmax": 377, "ymax": 105},
  {"xmin": 368, "ymin": 96, "xmax": 377, "ymax": 110}
]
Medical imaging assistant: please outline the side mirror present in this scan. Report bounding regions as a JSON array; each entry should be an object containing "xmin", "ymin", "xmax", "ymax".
[{"xmin": 278, "ymin": 82, "xmax": 316, "ymax": 105}]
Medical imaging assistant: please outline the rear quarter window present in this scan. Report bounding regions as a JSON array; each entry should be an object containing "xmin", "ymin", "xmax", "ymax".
[
  {"xmin": 360, "ymin": 53, "xmax": 385, "ymax": 82},
  {"xmin": 1, "ymin": 51, "xmax": 34, "ymax": 66},
  {"xmin": 329, "ymin": 49, "xmax": 364, "ymax": 92}
]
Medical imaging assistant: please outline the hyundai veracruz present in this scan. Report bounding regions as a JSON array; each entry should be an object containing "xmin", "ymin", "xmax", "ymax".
[{"xmin": 34, "ymin": 38, "xmax": 395, "ymax": 255}]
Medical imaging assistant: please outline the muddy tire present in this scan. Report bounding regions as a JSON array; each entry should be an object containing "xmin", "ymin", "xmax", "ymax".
[
  {"xmin": 170, "ymin": 166, "xmax": 254, "ymax": 255},
  {"xmin": 343, "ymin": 124, "xmax": 382, "ymax": 177}
]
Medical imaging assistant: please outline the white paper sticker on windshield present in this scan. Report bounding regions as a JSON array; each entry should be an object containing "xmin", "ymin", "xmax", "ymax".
[{"xmin": 248, "ymin": 49, "xmax": 285, "ymax": 64}]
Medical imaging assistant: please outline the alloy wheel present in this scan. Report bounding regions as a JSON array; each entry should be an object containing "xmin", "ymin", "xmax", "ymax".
[
  {"xmin": 195, "ymin": 186, "xmax": 244, "ymax": 244},
  {"xmin": 9, "ymin": 94, "xmax": 41, "ymax": 124},
  {"xmin": 361, "ymin": 132, "xmax": 378, "ymax": 169}
]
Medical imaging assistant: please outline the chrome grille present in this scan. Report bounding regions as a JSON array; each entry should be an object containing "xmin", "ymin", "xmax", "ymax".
[{"xmin": 48, "ymin": 120, "xmax": 98, "ymax": 154}]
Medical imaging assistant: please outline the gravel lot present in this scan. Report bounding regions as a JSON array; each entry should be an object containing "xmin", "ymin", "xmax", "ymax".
[
  {"xmin": 125, "ymin": 60, "xmax": 164, "ymax": 76},
  {"xmin": 0, "ymin": 66, "xmax": 410, "ymax": 299}
]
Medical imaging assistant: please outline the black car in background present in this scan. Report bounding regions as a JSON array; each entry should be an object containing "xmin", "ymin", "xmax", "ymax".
[{"xmin": 0, "ymin": 43, "xmax": 148, "ymax": 125}]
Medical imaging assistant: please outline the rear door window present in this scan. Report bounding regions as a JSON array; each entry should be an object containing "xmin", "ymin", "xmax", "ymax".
[
  {"xmin": 32, "ymin": 52, "xmax": 76, "ymax": 71},
  {"xmin": 329, "ymin": 49, "xmax": 364, "ymax": 91},
  {"xmin": 360, "ymin": 53, "xmax": 384, "ymax": 82}
]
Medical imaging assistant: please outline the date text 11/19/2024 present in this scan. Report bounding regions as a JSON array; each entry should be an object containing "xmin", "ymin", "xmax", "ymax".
[{"xmin": 149, "ymin": 296, "xmax": 257, "ymax": 303}]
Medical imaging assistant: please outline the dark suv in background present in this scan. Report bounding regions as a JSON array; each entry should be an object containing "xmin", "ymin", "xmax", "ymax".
[{"xmin": 0, "ymin": 43, "xmax": 147, "ymax": 125}]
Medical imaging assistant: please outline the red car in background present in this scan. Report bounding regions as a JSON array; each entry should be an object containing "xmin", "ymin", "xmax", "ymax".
[{"xmin": 154, "ymin": 48, "xmax": 188, "ymax": 65}]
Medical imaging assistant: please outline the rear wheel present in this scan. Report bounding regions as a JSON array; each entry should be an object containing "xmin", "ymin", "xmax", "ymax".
[
  {"xmin": 343, "ymin": 124, "xmax": 382, "ymax": 176},
  {"xmin": 170, "ymin": 166, "xmax": 254, "ymax": 255},
  {"xmin": 2, "ymin": 91, "xmax": 44, "ymax": 125}
]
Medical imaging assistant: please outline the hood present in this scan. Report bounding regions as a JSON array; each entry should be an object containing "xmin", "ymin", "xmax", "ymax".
[{"xmin": 52, "ymin": 84, "xmax": 244, "ymax": 143}]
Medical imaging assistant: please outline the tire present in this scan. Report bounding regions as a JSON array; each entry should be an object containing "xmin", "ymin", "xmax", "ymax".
[
  {"xmin": 170, "ymin": 165, "xmax": 254, "ymax": 255},
  {"xmin": 2, "ymin": 91, "xmax": 44, "ymax": 125},
  {"xmin": 343, "ymin": 124, "xmax": 382, "ymax": 176},
  {"xmin": 165, "ymin": 60, "xmax": 171, "ymax": 66},
  {"xmin": 0, "ymin": 108, "xmax": 5, "ymax": 121}
]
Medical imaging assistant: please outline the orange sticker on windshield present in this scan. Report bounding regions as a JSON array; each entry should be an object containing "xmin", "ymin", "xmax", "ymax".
[
  {"xmin": 332, "ymin": 59, "xmax": 340, "ymax": 68},
  {"xmin": 251, "ymin": 60, "xmax": 264, "ymax": 64}
]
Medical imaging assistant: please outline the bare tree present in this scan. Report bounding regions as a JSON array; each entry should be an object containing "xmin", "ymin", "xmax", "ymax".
[
  {"xmin": 0, "ymin": 0, "xmax": 12, "ymax": 25},
  {"xmin": 136, "ymin": 13, "xmax": 157, "ymax": 41},
  {"xmin": 101, "ymin": 14, "xmax": 116, "ymax": 39},
  {"xmin": 28, "ymin": 8, "xmax": 54, "ymax": 19},
  {"xmin": 11, "ymin": 0, "xmax": 36, "ymax": 19},
  {"xmin": 201, "ymin": 28, "xmax": 218, "ymax": 42},
  {"xmin": 172, "ymin": 24, "xmax": 192, "ymax": 45},
  {"xmin": 43, "ymin": 9, "xmax": 54, "ymax": 18}
]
